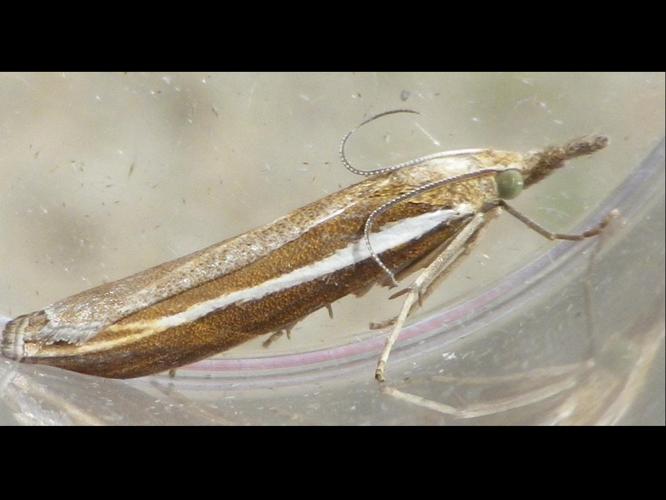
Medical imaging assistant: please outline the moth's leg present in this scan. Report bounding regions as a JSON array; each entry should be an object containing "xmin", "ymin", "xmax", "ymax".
[
  {"xmin": 262, "ymin": 330, "xmax": 285, "ymax": 348},
  {"xmin": 369, "ymin": 235, "xmax": 477, "ymax": 332},
  {"xmin": 498, "ymin": 201, "xmax": 620, "ymax": 241},
  {"xmin": 262, "ymin": 322, "xmax": 298, "ymax": 348},
  {"xmin": 388, "ymin": 204, "xmax": 620, "ymax": 419},
  {"xmin": 368, "ymin": 220, "xmax": 484, "ymax": 332},
  {"xmin": 375, "ymin": 212, "xmax": 489, "ymax": 382},
  {"xmin": 368, "ymin": 216, "xmax": 488, "ymax": 332},
  {"xmin": 582, "ymin": 230, "xmax": 607, "ymax": 357},
  {"xmin": 500, "ymin": 200, "xmax": 620, "ymax": 357},
  {"xmin": 378, "ymin": 204, "xmax": 621, "ymax": 414},
  {"xmin": 381, "ymin": 373, "xmax": 580, "ymax": 419},
  {"xmin": 380, "ymin": 358, "xmax": 595, "ymax": 420}
]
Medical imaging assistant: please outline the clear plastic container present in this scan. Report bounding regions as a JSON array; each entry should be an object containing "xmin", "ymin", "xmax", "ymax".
[{"xmin": 0, "ymin": 73, "xmax": 663, "ymax": 425}]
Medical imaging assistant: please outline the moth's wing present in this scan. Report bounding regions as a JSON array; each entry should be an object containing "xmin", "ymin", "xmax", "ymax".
[
  {"xmin": 16, "ymin": 189, "xmax": 370, "ymax": 347},
  {"xmin": 7, "ymin": 235, "xmax": 240, "ymax": 346},
  {"xmin": 3, "ymin": 251, "xmax": 199, "ymax": 347}
]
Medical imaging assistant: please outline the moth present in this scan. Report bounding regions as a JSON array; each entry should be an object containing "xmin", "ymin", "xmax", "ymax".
[{"xmin": 0, "ymin": 110, "xmax": 616, "ymax": 379}]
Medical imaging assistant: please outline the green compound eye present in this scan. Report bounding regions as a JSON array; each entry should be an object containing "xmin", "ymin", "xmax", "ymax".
[{"xmin": 496, "ymin": 170, "xmax": 524, "ymax": 200}]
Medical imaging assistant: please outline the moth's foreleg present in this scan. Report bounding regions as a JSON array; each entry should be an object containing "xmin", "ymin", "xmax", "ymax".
[
  {"xmin": 375, "ymin": 212, "xmax": 488, "ymax": 382},
  {"xmin": 499, "ymin": 201, "xmax": 620, "ymax": 357},
  {"xmin": 498, "ymin": 201, "xmax": 620, "ymax": 241}
]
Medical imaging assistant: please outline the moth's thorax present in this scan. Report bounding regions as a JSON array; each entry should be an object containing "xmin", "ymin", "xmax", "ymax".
[
  {"xmin": 375, "ymin": 150, "xmax": 526, "ymax": 209},
  {"xmin": 475, "ymin": 150, "xmax": 525, "ymax": 170}
]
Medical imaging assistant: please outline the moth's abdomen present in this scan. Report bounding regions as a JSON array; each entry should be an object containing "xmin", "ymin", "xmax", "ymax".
[{"xmin": 1, "ymin": 314, "xmax": 29, "ymax": 361}]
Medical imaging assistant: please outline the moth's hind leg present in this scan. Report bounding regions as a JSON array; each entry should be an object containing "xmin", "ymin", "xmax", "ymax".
[
  {"xmin": 262, "ymin": 321, "xmax": 298, "ymax": 348},
  {"xmin": 262, "ymin": 331, "xmax": 285, "ymax": 348},
  {"xmin": 375, "ymin": 211, "xmax": 492, "ymax": 382},
  {"xmin": 380, "ymin": 362, "xmax": 587, "ymax": 420}
]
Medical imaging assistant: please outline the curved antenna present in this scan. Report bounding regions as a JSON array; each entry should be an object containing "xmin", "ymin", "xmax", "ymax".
[
  {"xmin": 340, "ymin": 109, "xmax": 486, "ymax": 177},
  {"xmin": 366, "ymin": 168, "xmax": 517, "ymax": 286}
]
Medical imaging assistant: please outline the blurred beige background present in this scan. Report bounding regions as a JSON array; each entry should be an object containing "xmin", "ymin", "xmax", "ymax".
[{"xmin": 0, "ymin": 72, "xmax": 664, "ymax": 356}]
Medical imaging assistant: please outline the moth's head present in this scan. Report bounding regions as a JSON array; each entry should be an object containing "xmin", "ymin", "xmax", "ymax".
[
  {"xmin": 520, "ymin": 135, "xmax": 609, "ymax": 189},
  {"xmin": 487, "ymin": 135, "xmax": 608, "ymax": 202}
]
